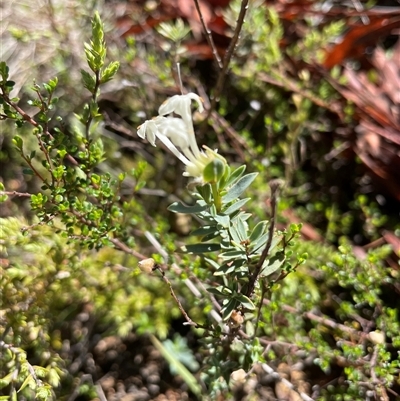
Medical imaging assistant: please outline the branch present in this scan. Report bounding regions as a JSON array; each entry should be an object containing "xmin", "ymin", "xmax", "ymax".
[
  {"xmin": 154, "ymin": 264, "xmax": 201, "ymax": 327},
  {"xmin": 3, "ymin": 94, "xmax": 79, "ymax": 166},
  {"xmin": 210, "ymin": 0, "xmax": 249, "ymax": 113},
  {"xmin": 263, "ymin": 298, "xmax": 369, "ymax": 340},
  {"xmin": 0, "ymin": 190, "xmax": 32, "ymax": 197},
  {"xmin": 108, "ymin": 238, "xmax": 147, "ymax": 260},
  {"xmin": 192, "ymin": 0, "xmax": 223, "ymax": 69}
]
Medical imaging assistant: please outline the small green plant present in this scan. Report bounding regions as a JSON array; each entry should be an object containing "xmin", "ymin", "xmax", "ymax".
[{"xmin": 136, "ymin": 89, "xmax": 308, "ymax": 396}]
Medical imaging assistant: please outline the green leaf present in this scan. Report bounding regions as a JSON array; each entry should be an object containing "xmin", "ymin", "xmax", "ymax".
[
  {"xmin": 235, "ymin": 294, "xmax": 256, "ymax": 310},
  {"xmin": 222, "ymin": 173, "xmax": 258, "ymax": 203},
  {"xmin": 157, "ymin": 18, "xmax": 191, "ymax": 42},
  {"xmin": 80, "ymin": 69, "xmax": 96, "ymax": 92},
  {"xmin": 249, "ymin": 221, "xmax": 267, "ymax": 242},
  {"xmin": 12, "ymin": 135, "xmax": 23, "ymax": 150},
  {"xmin": 190, "ymin": 225, "xmax": 218, "ymax": 237},
  {"xmin": 179, "ymin": 243, "xmax": 221, "ymax": 253},
  {"xmin": 85, "ymin": 11, "xmax": 106, "ymax": 71},
  {"xmin": 150, "ymin": 335, "xmax": 202, "ymax": 397},
  {"xmin": 224, "ymin": 165, "xmax": 246, "ymax": 188},
  {"xmin": 0, "ymin": 182, "xmax": 7, "ymax": 203},
  {"xmin": 101, "ymin": 61, "xmax": 120, "ymax": 84},
  {"xmin": 251, "ymin": 233, "xmax": 281, "ymax": 255},
  {"xmin": 0, "ymin": 372, "xmax": 13, "ymax": 389},
  {"xmin": 290, "ymin": 222, "xmax": 303, "ymax": 234},
  {"xmin": 201, "ymin": 231, "xmax": 220, "ymax": 242},
  {"xmin": 18, "ymin": 373, "xmax": 34, "ymax": 392},
  {"xmin": 213, "ymin": 214, "xmax": 230, "ymax": 228},
  {"xmin": 235, "ymin": 215, "xmax": 248, "ymax": 242},
  {"xmin": 168, "ymin": 201, "xmax": 208, "ymax": 214},
  {"xmin": 219, "ymin": 250, "xmax": 246, "ymax": 260},
  {"xmin": 222, "ymin": 197, "xmax": 250, "ymax": 215},
  {"xmin": 196, "ymin": 183, "xmax": 212, "ymax": 203},
  {"xmin": 22, "ymin": 168, "xmax": 34, "ymax": 175},
  {"xmin": 0, "ymin": 61, "xmax": 9, "ymax": 80},
  {"xmin": 207, "ymin": 285, "xmax": 232, "ymax": 296},
  {"xmin": 214, "ymin": 260, "xmax": 241, "ymax": 276},
  {"xmin": 261, "ymin": 252, "xmax": 285, "ymax": 277},
  {"xmin": 43, "ymin": 77, "xmax": 58, "ymax": 94},
  {"xmin": 204, "ymin": 257, "xmax": 220, "ymax": 270},
  {"xmin": 221, "ymin": 298, "xmax": 239, "ymax": 320}
]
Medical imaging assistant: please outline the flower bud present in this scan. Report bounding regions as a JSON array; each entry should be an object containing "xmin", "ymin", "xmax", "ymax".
[
  {"xmin": 138, "ymin": 258, "xmax": 156, "ymax": 274},
  {"xmin": 203, "ymin": 158, "xmax": 226, "ymax": 184}
]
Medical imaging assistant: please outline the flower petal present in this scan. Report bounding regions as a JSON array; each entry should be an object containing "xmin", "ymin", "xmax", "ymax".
[
  {"xmin": 158, "ymin": 93, "xmax": 204, "ymax": 117},
  {"xmin": 156, "ymin": 117, "xmax": 190, "ymax": 150},
  {"xmin": 186, "ymin": 93, "xmax": 204, "ymax": 113},
  {"xmin": 137, "ymin": 120, "xmax": 158, "ymax": 146},
  {"xmin": 156, "ymin": 134, "xmax": 191, "ymax": 166}
]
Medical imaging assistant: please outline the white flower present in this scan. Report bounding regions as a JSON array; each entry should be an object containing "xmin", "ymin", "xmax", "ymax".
[
  {"xmin": 137, "ymin": 116, "xmax": 192, "ymax": 166},
  {"xmin": 158, "ymin": 93, "xmax": 203, "ymax": 159},
  {"xmin": 137, "ymin": 93, "xmax": 226, "ymax": 182},
  {"xmin": 137, "ymin": 119, "xmax": 158, "ymax": 146},
  {"xmin": 158, "ymin": 93, "xmax": 204, "ymax": 117}
]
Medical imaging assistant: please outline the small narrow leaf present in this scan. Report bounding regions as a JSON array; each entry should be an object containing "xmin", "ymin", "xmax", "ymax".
[
  {"xmin": 168, "ymin": 201, "xmax": 208, "ymax": 214},
  {"xmin": 260, "ymin": 252, "xmax": 285, "ymax": 277},
  {"xmin": 213, "ymin": 262, "xmax": 238, "ymax": 276},
  {"xmin": 213, "ymin": 214, "xmax": 230, "ymax": 227},
  {"xmin": 236, "ymin": 216, "xmax": 248, "ymax": 242},
  {"xmin": 228, "ymin": 224, "xmax": 242, "ymax": 245},
  {"xmin": 222, "ymin": 299, "xmax": 239, "ymax": 320},
  {"xmin": 249, "ymin": 221, "xmax": 267, "ymax": 242},
  {"xmin": 12, "ymin": 135, "xmax": 23, "ymax": 150},
  {"xmin": 101, "ymin": 61, "xmax": 120, "ymax": 83},
  {"xmin": 222, "ymin": 198, "xmax": 250, "ymax": 215},
  {"xmin": 207, "ymin": 285, "xmax": 232, "ymax": 296},
  {"xmin": 17, "ymin": 373, "xmax": 34, "ymax": 392},
  {"xmin": 235, "ymin": 294, "xmax": 256, "ymax": 310},
  {"xmin": 196, "ymin": 184, "xmax": 212, "ymax": 203},
  {"xmin": 80, "ymin": 69, "xmax": 96, "ymax": 92},
  {"xmin": 224, "ymin": 165, "xmax": 246, "ymax": 188},
  {"xmin": 179, "ymin": 243, "xmax": 221, "ymax": 253},
  {"xmin": 204, "ymin": 257, "xmax": 220, "ymax": 270},
  {"xmin": 219, "ymin": 250, "xmax": 246, "ymax": 260},
  {"xmin": 190, "ymin": 225, "xmax": 218, "ymax": 237},
  {"xmin": 201, "ymin": 231, "xmax": 220, "ymax": 242},
  {"xmin": 222, "ymin": 173, "xmax": 258, "ymax": 203}
]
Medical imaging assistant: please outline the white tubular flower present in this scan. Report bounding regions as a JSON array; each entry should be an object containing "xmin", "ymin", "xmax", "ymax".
[
  {"xmin": 158, "ymin": 93, "xmax": 203, "ymax": 159},
  {"xmin": 137, "ymin": 93, "xmax": 226, "ymax": 182},
  {"xmin": 137, "ymin": 116, "xmax": 192, "ymax": 166}
]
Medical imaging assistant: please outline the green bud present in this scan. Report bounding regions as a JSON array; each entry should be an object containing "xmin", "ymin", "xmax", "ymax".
[{"xmin": 203, "ymin": 158, "xmax": 226, "ymax": 184}]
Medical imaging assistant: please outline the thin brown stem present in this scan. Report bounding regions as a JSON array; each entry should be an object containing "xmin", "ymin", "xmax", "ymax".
[
  {"xmin": 0, "ymin": 191, "xmax": 32, "ymax": 197},
  {"xmin": 154, "ymin": 265, "xmax": 200, "ymax": 327},
  {"xmin": 2, "ymin": 94, "xmax": 78, "ymax": 166},
  {"xmin": 109, "ymin": 237, "xmax": 147, "ymax": 260},
  {"xmin": 209, "ymin": 0, "xmax": 249, "ymax": 113},
  {"xmin": 192, "ymin": 0, "xmax": 223, "ymax": 69},
  {"xmin": 263, "ymin": 298, "xmax": 369, "ymax": 340},
  {"xmin": 20, "ymin": 154, "xmax": 47, "ymax": 182}
]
